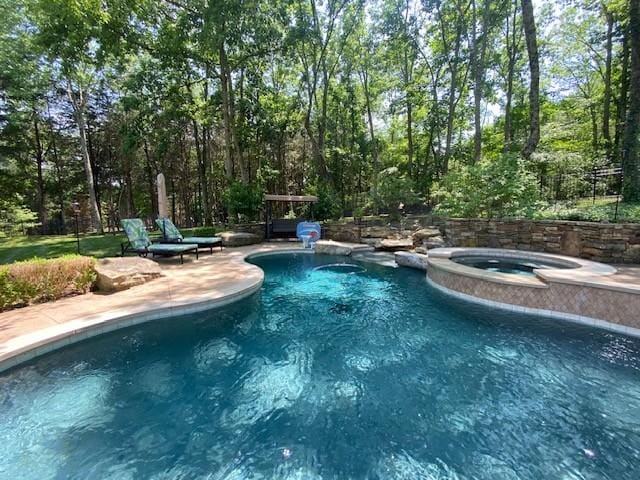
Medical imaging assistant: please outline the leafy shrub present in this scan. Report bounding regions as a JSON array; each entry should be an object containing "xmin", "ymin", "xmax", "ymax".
[
  {"xmin": 224, "ymin": 181, "xmax": 263, "ymax": 223},
  {"xmin": 433, "ymin": 155, "xmax": 542, "ymax": 219},
  {"xmin": 0, "ymin": 255, "xmax": 96, "ymax": 311},
  {"xmin": 306, "ymin": 183, "xmax": 342, "ymax": 221},
  {"xmin": 0, "ymin": 201, "xmax": 38, "ymax": 238},
  {"xmin": 535, "ymin": 201, "xmax": 640, "ymax": 223},
  {"xmin": 372, "ymin": 167, "xmax": 419, "ymax": 215}
]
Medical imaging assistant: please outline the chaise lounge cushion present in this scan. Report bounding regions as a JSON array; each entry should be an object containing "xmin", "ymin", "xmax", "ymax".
[{"xmin": 155, "ymin": 218, "xmax": 221, "ymax": 246}]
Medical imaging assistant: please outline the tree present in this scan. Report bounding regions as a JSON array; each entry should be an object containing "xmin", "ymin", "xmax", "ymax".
[
  {"xmin": 622, "ymin": 0, "xmax": 640, "ymax": 201},
  {"xmin": 520, "ymin": 0, "xmax": 540, "ymax": 160}
]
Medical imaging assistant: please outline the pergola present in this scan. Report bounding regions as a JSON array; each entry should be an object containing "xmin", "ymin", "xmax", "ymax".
[{"xmin": 264, "ymin": 194, "xmax": 318, "ymax": 240}]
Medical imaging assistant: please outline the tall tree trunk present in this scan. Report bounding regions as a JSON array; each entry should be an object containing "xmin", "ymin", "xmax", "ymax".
[
  {"xmin": 201, "ymin": 80, "xmax": 213, "ymax": 225},
  {"xmin": 504, "ymin": 0, "xmax": 519, "ymax": 151},
  {"xmin": 443, "ymin": 24, "xmax": 463, "ymax": 173},
  {"xmin": 622, "ymin": 0, "xmax": 640, "ymax": 201},
  {"xmin": 47, "ymin": 99, "xmax": 65, "ymax": 233},
  {"xmin": 67, "ymin": 83, "xmax": 103, "ymax": 234},
  {"xmin": 360, "ymin": 67, "xmax": 379, "ymax": 209},
  {"xmin": 143, "ymin": 139, "xmax": 158, "ymax": 220},
  {"xmin": 191, "ymin": 119, "xmax": 211, "ymax": 225},
  {"xmin": 403, "ymin": 50, "xmax": 414, "ymax": 176},
  {"xmin": 86, "ymin": 120, "xmax": 101, "ymax": 213},
  {"xmin": 471, "ymin": 0, "xmax": 491, "ymax": 164},
  {"xmin": 219, "ymin": 46, "xmax": 236, "ymax": 182},
  {"xmin": 520, "ymin": 0, "xmax": 540, "ymax": 160},
  {"xmin": 603, "ymin": 7, "xmax": 614, "ymax": 161},
  {"xmin": 226, "ymin": 59, "xmax": 248, "ymax": 184},
  {"xmin": 615, "ymin": 25, "xmax": 631, "ymax": 164},
  {"xmin": 590, "ymin": 103, "xmax": 599, "ymax": 153},
  {"xmin": 32, "ymin": 106, "xmax": 47, "ymax": 229}
]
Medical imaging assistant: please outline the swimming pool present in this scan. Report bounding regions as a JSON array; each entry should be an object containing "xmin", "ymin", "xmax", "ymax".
[{"xmin": 1, "ymin": 252, "xmax": 640, "ymax": 479}]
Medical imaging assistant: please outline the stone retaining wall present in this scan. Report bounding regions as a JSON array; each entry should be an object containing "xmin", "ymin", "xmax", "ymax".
[
  {"xmin": 443, "ymin": 219, "xmax": 640, "ymax": 264},
  {"xmin": 323, "ymin": 214, "xmax": 444, "ymax": 244},
  {"xmin": 231, "ymin": 222, "xmax": 266, "ymax": 240}
]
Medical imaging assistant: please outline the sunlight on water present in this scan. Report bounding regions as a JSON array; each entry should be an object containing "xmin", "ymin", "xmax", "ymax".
[
  {"xmin": 1, "ymin": 253, "xmax": 640, "ymax": 479},
  {"xmin": 222, "ymin": 348, "xmax": 312, "ymax": 428},
  {"xmin": 374, "ymin": 452, "xmax": 459, "ymax": 480}
]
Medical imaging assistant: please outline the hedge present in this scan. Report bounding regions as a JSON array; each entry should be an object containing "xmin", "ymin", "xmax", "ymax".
[{"xmin": 0, "ymin": 255, "xmax": 96, "ymax": 311}]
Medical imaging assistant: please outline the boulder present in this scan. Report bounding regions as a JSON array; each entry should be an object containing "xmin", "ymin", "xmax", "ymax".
[
  {"xmin": 423, "ymin": 235, "xmax": 445, "ymax": 249},
  {"xmin": 315, "ymin": 240, "xmax": 353, "ymax": 256},
  {"xmin": 361, "ymin": 237, "xmax": 384, "ymax": 246},
  {"xmin": 375, "ymin": 238, "xmax": 413, "ymax": 251},
  {"xmin": 395, "ymin": 251, "xmax": 428, "ymax": 271},
  {"xmin": 95, "ymin": 257, "xmax": 162, "ymax": 293},
  {"xmin": 219, "ymin": 231, "xmax": 262, "ymax": 247},
  {"xmin": 412, "ymin": 228, "xmax": 442, "ymax": 246}
]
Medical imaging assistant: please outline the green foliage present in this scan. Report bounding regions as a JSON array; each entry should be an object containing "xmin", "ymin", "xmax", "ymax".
[
  {"xmin": 535, "ymin": 199, "xmax": 640, "ymax": 223},
  {"xmin": 433, "ymin": 155, "xmax": 542, "ymax": 219},
  {"xmin": 0, "ymin": 201, "xmax": 39, "ymax": 238},
  {"xmin": 371, "ymin": 167, "xmax": 419, "ymax": 215},
  {"xmin": 305, "ymin": 183, "xmax": 341, "ymax": 221},
  {"xmin": 0, "ymin": 255, "xmax": 96, "ymax": 311},
  {"xmin": 223, "ymin": 181, "xmax": 263, "ymax": 223}
]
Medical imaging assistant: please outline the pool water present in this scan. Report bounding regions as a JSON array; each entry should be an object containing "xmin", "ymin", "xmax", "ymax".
[
  {"xmin": 1, "ymin": 253, "xmax": 640, "ymax": 479},
  {"xmin": 452, "ymin": 255, "xmax": 572, "ymax": 276}
]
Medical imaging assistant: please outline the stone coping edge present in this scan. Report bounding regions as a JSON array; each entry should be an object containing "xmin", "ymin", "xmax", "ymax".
[
  {"xmin": 0, "ymin": 276, "xmax": 263, "ymax": 375},
  {"xmin": 426, "ymin": 276, "xmax": 640, "ymax": 339}
]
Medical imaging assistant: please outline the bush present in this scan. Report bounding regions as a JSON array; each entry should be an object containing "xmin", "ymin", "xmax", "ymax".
[
  {"xmin": 306, "ymin": 183, "xmax": 342, "ymax": 221},
  {"xmin": 535, "ymin": 201, "xmax": 640, "ymax": 223},
  {"xmin": 224, "ymin": 181, "xmax": 263, "ymax": 223},
  {"xmin": 433, "ymin": 155, "xmax": 542, "ymax": 219},
  {"xmin": 0, "ymin": 255, "xmax": 96, "ymax": 311},
  {"xmin": 372, "ymin": 167, "xmax": 419, "ymax": 215}
]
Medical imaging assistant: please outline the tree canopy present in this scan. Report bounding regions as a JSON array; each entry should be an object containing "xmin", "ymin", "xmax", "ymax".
[{"xmin": 0, "ymin": 0, "xmax": 638, "ymax": 232}]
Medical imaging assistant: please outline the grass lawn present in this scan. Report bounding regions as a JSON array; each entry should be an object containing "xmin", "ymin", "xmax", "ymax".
[{"xmin": 0, "ymin": 227, "xmax": 221, "ymax": 265}]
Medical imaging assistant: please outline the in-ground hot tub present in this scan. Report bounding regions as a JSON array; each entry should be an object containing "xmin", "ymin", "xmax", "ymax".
[
  {"xmin": 451, "ymin": 254, "xmax": 573, "ymax": 276},
  {"xmin": 425, "ymin": 247, "xmax": 640, "ymax": 335}
]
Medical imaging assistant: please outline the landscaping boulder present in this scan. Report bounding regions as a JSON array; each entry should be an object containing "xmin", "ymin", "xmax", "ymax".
[
  {"xmin": 315, "ymin": 240, "xmax": 353, "ymax": 256},
  {"xmin": 411, "ymin": 228, "xmax": 441, "ymax": 247},
  {"xmin": 96, "ymin": 257, "xmax": 162, "ymax": 293},
  {"xmin": 394, "ymin": 251, "xmax": 428, "ymax": 271},
  {"xmin": 219, "ymin": 231, "xmax": 262, "ymax": 247},
  {"xmin": 423, "ymin": 235, "xmax": 445, "ymax": 249},
  {"xmin": 375, "ymin": 238, "xmax": 413, "ymax": 251}
]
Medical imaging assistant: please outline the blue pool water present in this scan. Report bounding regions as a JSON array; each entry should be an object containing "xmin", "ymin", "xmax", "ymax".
[{"xmin": 1, "ymin": 253, "xmax": 640, "ymax": 479}]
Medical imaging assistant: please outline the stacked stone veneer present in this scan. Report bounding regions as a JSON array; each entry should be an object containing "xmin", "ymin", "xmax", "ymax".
[
  {"xmin": 428, "ymin": 262, "xmax": 640, "ymax": 330},
  {"xmin": 443, "ymin": 219, "xmax": 640, "ymax": 264},
  {"xmin": 323, "ymin": 215, "xmax": 444, "ymax": 244},
  {"xmin": 231, "ymin": 222, "xmax": 266, "ymax": 240}
]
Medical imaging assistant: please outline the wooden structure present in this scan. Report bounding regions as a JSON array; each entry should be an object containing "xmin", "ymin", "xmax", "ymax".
[{"xmin": 264, "ymin": 194, "xmax": 318, "ymax": 240}]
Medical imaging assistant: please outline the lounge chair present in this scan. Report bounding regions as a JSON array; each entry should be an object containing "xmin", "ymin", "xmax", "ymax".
[
  {"xmin": 155, "ymin": 217, "xmax": 223, "ymax": 254},
  {"xmin": 121, "ymin": 218, "xmax": 198, "ymax": 264}
]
